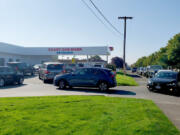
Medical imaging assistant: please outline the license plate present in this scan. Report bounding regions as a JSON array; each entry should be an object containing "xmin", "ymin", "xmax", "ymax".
[{"xmin": 155, "ymin": 85, "xmax": 161, "ymax": 89}]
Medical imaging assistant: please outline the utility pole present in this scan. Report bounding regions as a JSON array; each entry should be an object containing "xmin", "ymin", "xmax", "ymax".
[{"xmin": 118, "ymin": 16, "xmax": 133, "ymax": 72}]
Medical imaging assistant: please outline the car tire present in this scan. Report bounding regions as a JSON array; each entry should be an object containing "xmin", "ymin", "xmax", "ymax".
[
  {"xmin": 0, "ymin": 78, "xmax": 5, "ymax": 87},
  {"xmin": 172, "ymin": 88, "xmax": 180, "ymax": 96},
  {"xmin": 31, "ymin": 72, "xmax": 34, "ymax": 76},
  {"xmin": 98, "ymin": 82, "xmax": 109, "ymax": 91},
  {"xmin": 59, "ymin": 80, "xmax": 66, "ymax": 89},
  {"xmin": 147, "ymin": 87, "xmax": 153, "ymax": 91},
  {"xmin": 18, "ymin": 77, "xmax": 24, "ymax": 85},
  {"xmin": 39, "ymin": 75, "xmax": 41, "ymax": 80},
  {"xmin": 43, "ymin": 79, "xmax": 48, "ymax": 83}
]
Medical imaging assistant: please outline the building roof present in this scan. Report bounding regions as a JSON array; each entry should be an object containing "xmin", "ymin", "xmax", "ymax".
[{"xmin": 0, "ymin": 42, "xmax": 110, "ymax": 56}]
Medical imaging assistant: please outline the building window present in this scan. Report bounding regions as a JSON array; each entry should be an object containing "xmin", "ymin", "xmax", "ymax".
[
  {"xmin": 9, "ymin": 58, "xmax": 13, "ymax": 62},
  {"xmin": 16, "ymin": 59, "xmax": 20, "ymax": 62},
  {"xmin": 0, "ymin": 58, "xmax": 5, "ymax": 66}
]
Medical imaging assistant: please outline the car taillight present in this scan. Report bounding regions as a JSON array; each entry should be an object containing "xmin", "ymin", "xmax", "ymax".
[
  {"xmin": 44, "ymin": 70, "xmax": 50, "ymax": 74},
  {"xmin": 111, "ymin": 74, "xmax": 115, "ymax": 78},
  {"xmin": 111, "ymin": 72, "xmax": 116, "ymax": 78},
  {"xmin": 16, "ymin": 67, "xmax": 18, "ymax": 71}
]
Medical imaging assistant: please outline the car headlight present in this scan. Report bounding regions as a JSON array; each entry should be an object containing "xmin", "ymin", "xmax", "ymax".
[
  {"xmin": 148, "ymin": 80, "xmax": 152, "ymax": 84},
  {"xmin": 167, "ymin": 82, "xmax": 176, "ymax": 87}
]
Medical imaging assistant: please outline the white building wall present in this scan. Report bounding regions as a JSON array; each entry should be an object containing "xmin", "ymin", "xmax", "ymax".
[{"xmin": 0, "ymin": 52, "xmax": 56, "ymax": 65}]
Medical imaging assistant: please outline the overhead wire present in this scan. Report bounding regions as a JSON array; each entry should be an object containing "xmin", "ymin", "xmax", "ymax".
[
  {"xmin": 81, "ymin": 0, "xmax": 121, "ymax": 37},
  {"xmin": 89, "ymin": 0, "xmax": 123, "ymax": 36}
]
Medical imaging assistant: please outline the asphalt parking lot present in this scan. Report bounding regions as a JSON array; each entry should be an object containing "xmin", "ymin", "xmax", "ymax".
[{"xmin": 0, "ymin": 75, "xmax": 180, "ymax": 130}]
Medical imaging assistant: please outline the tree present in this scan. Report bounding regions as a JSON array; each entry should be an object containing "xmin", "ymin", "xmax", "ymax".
[
  {"xmin": 111, "ymin": 57, "xmax": 124, "ymax": 68},
  {"xmin": 106, "ymin": 64, "xmax": 116, "ymax": 71},
  {"xmin": 167, "ymin": 33, "xmax": 180, "ymax": 68},
  {"xmin": 133, "ymin": 33, "xmax": 180, "ymax": 69},
  {"xmin": 89, "ymin": 55, "xmax": 102, "ymax": 61}
]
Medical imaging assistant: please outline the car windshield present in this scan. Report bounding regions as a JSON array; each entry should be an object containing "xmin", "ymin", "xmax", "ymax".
[
  {"xmin": 151, "ymin": 65, "xmax": 162, "ymax": 70},
  {"xmin": 155, "ymin": 72, "xmax": 177, "ymax": 79},
  {"xmin": 47, "ymin": 64, "xmax": 63, "ymax": 70}
]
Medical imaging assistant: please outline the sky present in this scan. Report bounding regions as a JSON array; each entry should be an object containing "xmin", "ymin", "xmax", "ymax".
[{"xmin": 0, "ymin": 0, "xmax": 180, "ymax": 64}]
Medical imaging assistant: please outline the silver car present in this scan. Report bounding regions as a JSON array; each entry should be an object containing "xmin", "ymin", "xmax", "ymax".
[{"xmin": 39, "ymin": 62, "xmax": 64, "ymax": 83}]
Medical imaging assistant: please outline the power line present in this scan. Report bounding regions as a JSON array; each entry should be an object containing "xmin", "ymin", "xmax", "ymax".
[
  {"xmin": 89, "ymin": 0, "xmax": 123, "ymax": 36},
  {"xmin": 81, "ymin": 0, "xmax": 119, "ymax": 37}
]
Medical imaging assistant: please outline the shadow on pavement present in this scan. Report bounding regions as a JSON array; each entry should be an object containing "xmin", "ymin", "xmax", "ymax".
[
  {"xmin": 57, "ymin": 87, "xmax": 136, "ymax": 96},
  {"xmin": 127, "ymin": 74, "xmax": 142, "ymax": 78},
  {"xmin": 0, "ymin": 84, "xmax": 27, "ymax": 90},
  {"xmin": 152, "ymin": 90, "xmax": 180, "ymax": 97},
  {"xmin": 24, "ymin": 75, "xmax": 37, "ymax": 79}
]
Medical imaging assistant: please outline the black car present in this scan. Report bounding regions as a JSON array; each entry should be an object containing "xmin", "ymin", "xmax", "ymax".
[
  {"xmin": 0, "ymin": 66, "xmax": 24, "ymax": 87},
  {"xmin": 54, "ymin": 67, "xmax": 117, "ymax": 91},
  {"xmin": 7, "ymin": 62, "xmax": 35, "ymax": 76},
  {"xmin": 131, "ymin": 67, "xmax": 137, "ymax": 73},
  {"xmin": 147, "ymin": 70, "xmax": 180, "ymax": 95}
]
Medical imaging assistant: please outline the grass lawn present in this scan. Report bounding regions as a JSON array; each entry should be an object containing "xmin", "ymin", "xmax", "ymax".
[
  {"xmin": 116, "ymin": 72, "xmax": 138, "ymax": 86},
  {"xmin": 0, "ymin": 96, "xmax": 179, "ymax": 135}
]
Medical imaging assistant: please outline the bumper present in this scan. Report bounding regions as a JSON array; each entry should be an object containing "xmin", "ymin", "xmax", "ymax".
[
  {"xmin": 53, "ymin": 78, "xmax": 59, "ymax": 86},
  {"xmin": 147, "ymin": 83, "xmax": 177, "ymax": 91},
  {"xmin": 44, "ymin": 74, "xmax": 56, "ymax": 80},
  {"xmin": 109, "ymin": 81, "xmax": 117, "ymax": 88}
]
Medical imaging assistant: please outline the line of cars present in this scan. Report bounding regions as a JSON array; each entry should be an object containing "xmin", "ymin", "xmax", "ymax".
[
  {"xmin": 38, "ymin": 62, "xmax": 117, "ymax": 91},
  {"xmin": 136, "ymin": 65, "xmax": 163, "ymax": 78},
  {"xmin": 132, "ymin": 65, "xmax": 180, "ymax": 95},
  {"xmin": 0, "ymin": 62, "xmax": 35, "ymax": 87}
]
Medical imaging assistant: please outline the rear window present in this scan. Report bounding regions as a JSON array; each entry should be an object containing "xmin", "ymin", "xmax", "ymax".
[
  {"xmin": 7, "ymin": 63, "xmax": 27, "ymax": 68},
  {"xmin": 105, "ymin": 70, "xmax": 114, "ymax": 76},
  {"xmin": 47, "ymin": 64, "xmax": 63, "ymax": 70}
]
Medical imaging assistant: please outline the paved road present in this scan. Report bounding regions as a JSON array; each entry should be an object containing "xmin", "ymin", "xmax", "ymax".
[{"xmin": 0, "ymin": 75, "xmax": 180, "ymax": 130}]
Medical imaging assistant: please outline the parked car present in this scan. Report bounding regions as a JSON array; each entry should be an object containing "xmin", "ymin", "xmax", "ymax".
[
  {"xmin": 7, "ymin": 62, "xmax": 35, "ymax": 76},
  {"xmin": 0, "ymin": 66, "xmax": 24, "ymax": 87},
  {"xmin": 131, "ymin": 67, "xmax": 137, "ymax": 73},
  {"xmin": 146, "ymin": 65, "xmax": 163, "ymax": 78},
  {"xmin": 33, "ymin": 64, "xmax": 42, "ymax": 73},
  {"xmin": 147, "ymin": 70, "xmax": 180, "ymax": 95},
  {"xmin": 137, "ymin": 67, "xmax": 144, "ymax": 75},
  {"xmin": 54, "ymin": 67, "xmax": 117, "ymax": 91},
  {"xmin": 142, "ymin": 67, "xmax": 147, "ymax": 77},
  {"xmin": 39, "ymin": 62, "xmax": 64, "ymax": 83}
]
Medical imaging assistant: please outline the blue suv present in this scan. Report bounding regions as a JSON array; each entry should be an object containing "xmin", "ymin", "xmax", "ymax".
[{"xmin": 54, "ymin": 67, "xmax": 117, "ymax": 91}]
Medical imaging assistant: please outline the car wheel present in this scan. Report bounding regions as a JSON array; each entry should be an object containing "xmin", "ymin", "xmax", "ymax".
[
  {"xmin": 39, "ymin": 75, "xmax": 41, "ymax": 80},
  {"xmin": 147, "ymin": 87, "xmax": 153, "ymax": 91},
  {"xmin": 99, "ymin": 82, "xmax": 108, "ymax": 91},
  {"xmin": 43, "ymin": 79, "xmax": 48, "ymax": 83},
  {"xmin": 0, "ymin": 78, "xmax": 5, "ymax": 87},
  {"xmin": 31, "ymin": 72, "xmax": 34, "ymax": 76},
  {"xmin": 59, "ymin": 80, "xmax": 66, "ymax": 89},
  {"xmin": 18, "ymin": 77, "xmax": 24, "ymax": 85},
  {"xmin": 172, "ymin": 88, "xmax": 179, "ymax": 96}
]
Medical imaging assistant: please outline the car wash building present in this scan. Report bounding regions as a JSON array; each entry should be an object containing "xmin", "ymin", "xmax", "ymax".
[{"xmin": 0, "ymin": 42, "xmax": 113, "ymax": 66}]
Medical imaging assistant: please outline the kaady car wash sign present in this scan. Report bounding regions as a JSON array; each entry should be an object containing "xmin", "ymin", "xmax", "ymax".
[
  {"xmin": 48, "ymin": 48, "xmax": 83, "ymax": 55},
  {"xmin": 16, "ymin": 46, "xmax": 112, "ymax": 55}
]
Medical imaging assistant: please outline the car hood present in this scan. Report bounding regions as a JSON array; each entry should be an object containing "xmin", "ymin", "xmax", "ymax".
[
  {"xmin": 55, "ymin": 73, "xmax": 71, "ymax": 79},
  {"xmin": 151, "ymin": 78, "xmax": 176, "ymax": 83}
]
